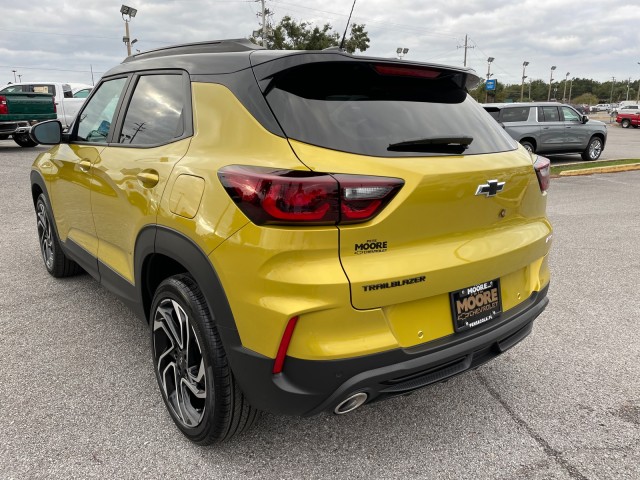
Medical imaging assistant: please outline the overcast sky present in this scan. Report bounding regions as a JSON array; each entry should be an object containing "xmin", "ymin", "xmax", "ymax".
[{"xmin": 1, "ymin": 0, "xmax": 639, "ymax": 88}]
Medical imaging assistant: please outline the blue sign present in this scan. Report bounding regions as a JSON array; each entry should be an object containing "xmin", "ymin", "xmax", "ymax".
[{"xmin": 485, "ymin": 79, "xmax": 497, "ymax": 91}]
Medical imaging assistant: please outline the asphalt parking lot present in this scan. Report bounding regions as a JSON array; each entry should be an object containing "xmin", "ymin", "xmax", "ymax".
[{"xmin": 1, "ymin": 140, "xmax": 639, "ymax": 479}]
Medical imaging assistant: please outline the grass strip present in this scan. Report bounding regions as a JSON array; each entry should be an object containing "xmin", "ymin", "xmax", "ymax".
[{"xmin": 550, "ymin": 158, "xmax": 640, "ymax": 175}]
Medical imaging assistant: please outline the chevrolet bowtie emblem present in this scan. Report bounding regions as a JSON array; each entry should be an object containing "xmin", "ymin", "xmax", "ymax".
[{"xmin": 475, "ymin": 180, "xmax": 505, "ymax": 197}]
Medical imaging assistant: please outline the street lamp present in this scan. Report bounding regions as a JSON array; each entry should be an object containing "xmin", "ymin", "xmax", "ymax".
[
  {"xmin": 528, "ymin": 78, "xmax": 533, "ymax": 101},
  {"xmin": 547, "ymin": 66, "xmax": 556, "ymax": 101},
  {"xmin": 520, "ymin": 61, "xmax": 529, "ymax": 102},
  {"xmin": 568, "ymin": 77, "xmax": 574, "ymax": 103},
  {"xmin": 485, "ymin": 57, "xmax": 494, "ymax": 103},
  {"xmin": 11, "ymin": 69, "xmax": 17, "ymax": 83},
  {"xmin": 120, "ymin": 4, "xmax": 137, "ymax": 57},
  {"xmin": 396, "ymin": 47, "xmax": 409, "ymax": 60},
  {"xmin": 562, "ymin": 72, "xmax": 570, "ymax": 102}
]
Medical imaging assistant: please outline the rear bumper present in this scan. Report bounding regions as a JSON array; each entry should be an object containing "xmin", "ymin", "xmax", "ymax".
[{"xmin": 226, "ymin": 284, "xmax": 549, "ymax": 416}]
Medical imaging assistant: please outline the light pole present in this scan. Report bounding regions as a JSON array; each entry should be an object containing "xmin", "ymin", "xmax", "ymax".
[
  {"xmin": 528, "ymin": 78, "xmax": 532, "ymax": 101},
  {"xmin": 547, "ymin": 66, "xmax": 556, "ymax": 101},
  {"xmin": 610, "ymin": 77, "xmax": 615, "ymax": 105},
  {"xmin": 485, "ymin": 57, "xmax": 494, "ymax": 103},
  {"xmin": 520, "ymin": 61, "xmax": 529, "ymax": 102},
  {"xmin": 568, "ymin": 78, "xmax": 574, "ymax": 103},
  {"xmin": 11, "ymin": 69, "xmax": 16, "ymax": 83},
  {"xmin": 120, "ymin": 4, "xmax": 137, "ymax": 57},
  {"xmin": 396, "ymin": 47, "xmax": 409, "ymax": 60},
  {"xmin": 626, "ymin": 77, "xmax": 631, "ymax": 101},
  {"xmin": 562, "ymin": 72, "xmax": 570, "ymax": 102}
]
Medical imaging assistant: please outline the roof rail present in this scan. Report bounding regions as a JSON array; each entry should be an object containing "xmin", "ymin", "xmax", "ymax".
[{"xmin": 124, "ymin": 38, "xmax": 264, "ymax": 62}]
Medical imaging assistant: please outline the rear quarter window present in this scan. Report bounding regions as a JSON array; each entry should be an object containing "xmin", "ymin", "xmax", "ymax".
[{"xmin": 501, "ymin": 107, "xmax": 530, "ymax": 122}]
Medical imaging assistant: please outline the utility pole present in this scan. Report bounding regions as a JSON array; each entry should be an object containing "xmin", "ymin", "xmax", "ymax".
[
  {"xmin": 457, "ymin": 35, "xmax": 474, "ymax": 67},
  {"xmin": 255, "ymin": 0, "xmax": 272, "ymax": 48},
  {"xmin": 626, "ymin": 77, "xmax": 631, "ymax": 101}
]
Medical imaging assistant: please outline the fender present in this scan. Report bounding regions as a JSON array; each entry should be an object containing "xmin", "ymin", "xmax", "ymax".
[
  {"xmin": 30, "ymin": 170, "xmax": 100, "ymax": 279},
  {"xmin": 134, "ymin": 225, "xmax": 244, "ymax": 348}
]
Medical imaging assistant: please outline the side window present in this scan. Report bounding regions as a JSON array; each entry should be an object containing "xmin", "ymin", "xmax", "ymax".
[
  {"xmin": 118, "ymin": 74, "xmax": 186, "ymax": 145},
  {"xmin": 561, "ymin": 107, "xmax": 580, "ymax": 122},
  {"xmin": 539, "ymin": 106, "xmax": 560, "ymax": 122},
  {"xmin": 501, "ymin": 107, "xmax": 530, "ymax": 122},
  {"xmin": 76, "ymin": 78, "xmax": 127, "ymax": 143},
  {"xmin": 73, "ymin": 89, "xmax": 92, "ymax": 98}
]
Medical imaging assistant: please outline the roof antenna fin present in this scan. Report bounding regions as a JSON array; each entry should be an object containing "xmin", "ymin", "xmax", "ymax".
[{"xmin": 339, "ymin": 0, "xmax": 357, "ymax": 51}]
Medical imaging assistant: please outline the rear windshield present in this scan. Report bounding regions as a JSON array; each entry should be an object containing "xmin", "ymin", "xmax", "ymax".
[{"xmin": 264, "ymin": 62, "xmax": 516, "ymax": 157}]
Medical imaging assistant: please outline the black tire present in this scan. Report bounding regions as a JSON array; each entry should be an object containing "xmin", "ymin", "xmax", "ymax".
[
  {"xmin": 520, "ymin": 140, "xmax": 535, "ymax": 153},
  {"xmin": 151, "ymin": 274, "xmax": 258, "ymax": 445},
  {"xmin": 621, "ymin": 119, "xmax": 631, "ymax": 128},
  {"xmin": 35, "ymin": 194, "xmax": 83, "ymax": 277},
  {"xmin": 13, "ymin": 133, "xmax": 38, "ymax": 148},
  {"xmin": 581, "ymin": 136, "xmax": 603, "ymax": 161}
]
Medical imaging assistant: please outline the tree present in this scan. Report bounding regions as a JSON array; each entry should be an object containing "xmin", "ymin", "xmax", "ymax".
[
  {"xmin": 572, "ymin": 93, "xmax": 598, "ymax": 106},
  {"xmin": 252, "ymin": 16, "xmax": 370, "ymax": 54}
]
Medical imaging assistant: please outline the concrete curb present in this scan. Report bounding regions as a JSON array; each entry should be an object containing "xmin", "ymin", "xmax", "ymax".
[{"xmin": 558, "ymin": 163, "xmax": 640, "ymax": 176}]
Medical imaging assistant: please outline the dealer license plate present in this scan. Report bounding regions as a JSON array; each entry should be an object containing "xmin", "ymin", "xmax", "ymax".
[{"xmin": 450, "ymin": 279, "xmax": 502, "ymax": 332}]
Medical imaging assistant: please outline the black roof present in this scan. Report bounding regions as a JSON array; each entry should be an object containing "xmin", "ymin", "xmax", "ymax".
[{"xmin": 103, "ymin": 38, "xmax": 481, "ymax": 89}]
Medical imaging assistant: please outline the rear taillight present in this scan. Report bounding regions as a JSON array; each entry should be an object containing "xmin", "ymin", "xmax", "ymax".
[
  {"xmin": 0, "ymin": 96, "xmax": 7, "ymax": 115},
  {"xmin": 218, "ymin": 165, "xmax": 403, "ymax": 225},
  {"xmin": 533, "ymin": 155, "xmax": 550, "ymax": 192},
  {"xmin": 52, "ymin": 98, "xmax": 57, "ymax": 113}
]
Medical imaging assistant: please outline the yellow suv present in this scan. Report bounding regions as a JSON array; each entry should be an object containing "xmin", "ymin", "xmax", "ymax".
[{"xmin": 30, "ymin": 39, "xmax": 552, "ymax": 445}]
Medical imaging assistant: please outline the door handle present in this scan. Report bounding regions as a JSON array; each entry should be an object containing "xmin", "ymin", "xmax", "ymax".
[
  {"xmin": 137, "ymin": 169, "xmax": 160, "ymax": 188},
  {"xmin": 79, "ymin": 159, "xmax": 91, "ymax": 172}
]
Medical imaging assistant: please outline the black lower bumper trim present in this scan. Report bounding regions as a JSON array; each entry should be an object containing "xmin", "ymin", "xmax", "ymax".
[{"xmin": 227, "ymin": 284, "xmax": 549, "ymax": 417}]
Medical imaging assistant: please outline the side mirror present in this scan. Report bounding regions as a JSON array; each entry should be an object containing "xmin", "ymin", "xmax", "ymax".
[
  {"xmin": 30, "ymin": 120, "xmax": 62, "ymax": 145},
  {"xmin": 581, "ymin": 115, "xmax": 589, "ymax": 124}
]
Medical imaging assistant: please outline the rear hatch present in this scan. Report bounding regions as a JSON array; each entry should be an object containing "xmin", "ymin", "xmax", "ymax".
[{"xmin": 252, "ymin": 53, "xmax": 550, "ymax": 311}]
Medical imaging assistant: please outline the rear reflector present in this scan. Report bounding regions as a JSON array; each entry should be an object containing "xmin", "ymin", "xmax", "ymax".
[
  {"xmin": 533, "ymin": 156, "xmax": 550, "ymax": 192},
  {"xmin": 218, "ymin": 165, "xmax": 403, "ymax": 225},
  {"xmin": 273, "ymin": 316, "xmax": 299, "ymax": 374}
]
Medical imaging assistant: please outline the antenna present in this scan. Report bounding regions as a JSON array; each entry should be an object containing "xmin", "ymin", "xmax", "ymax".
[{"xmin": 339, "ymin": 0, "xmax": 357, "ymax": 51}]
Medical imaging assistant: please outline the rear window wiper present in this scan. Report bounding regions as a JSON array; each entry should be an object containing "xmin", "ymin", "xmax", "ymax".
[{"xmin": 388, "ymin": 136, "xmax": 473, "ymax": 153}]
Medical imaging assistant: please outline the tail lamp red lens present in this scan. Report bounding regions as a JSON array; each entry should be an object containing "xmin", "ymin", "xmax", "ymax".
[
  {"xmin": 218, "ymin": 165, "xmax": 403, "ymax": 225},
  {"xmin": 533, "ymin": 155, "xmax": 550, "ymax": 192},
  {"xmin": 0, "ymin": 96, "xmax": 7, "ymax": 115}
]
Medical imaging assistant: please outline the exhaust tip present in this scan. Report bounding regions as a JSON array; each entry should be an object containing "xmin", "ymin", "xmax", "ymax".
[{"xmin": 334, "ymin": 392, "xmax": 368, "ymax": 415}]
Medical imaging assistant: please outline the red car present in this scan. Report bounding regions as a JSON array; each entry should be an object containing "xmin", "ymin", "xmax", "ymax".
[{"xmin": 616, "ymin": 112, "xmax": 640, "ymax": 128}]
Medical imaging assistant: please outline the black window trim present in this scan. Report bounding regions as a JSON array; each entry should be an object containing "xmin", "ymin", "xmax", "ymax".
[
  {"xmin": 70, "ymin": 74, "xmax": 134, "ymax": 146},
  {"xmin": 109, "ymin": 69, "xmax": 193, "ymax": 149},
  {"xmin": 69, "ymin": 70, "xmax": 193, "ymax": 148}
]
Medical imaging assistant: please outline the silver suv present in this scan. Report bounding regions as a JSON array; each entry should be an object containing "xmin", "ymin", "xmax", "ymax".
[{"xmin": 483, "ymin": 102, "xmax": 607, "ymax": 161}]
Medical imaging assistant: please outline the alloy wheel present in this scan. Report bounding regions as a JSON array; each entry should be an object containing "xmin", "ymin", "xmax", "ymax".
[
  {"xmin": 153, "ymin": 298, "xmax": 207, "ymax": 428},
  {"xmin": 589, "ymin": 139, "xmax": 602, "ymax": 159},
  {"xmin": 36, "ymin": 202, "xmax": 54, "ymax": 269}
]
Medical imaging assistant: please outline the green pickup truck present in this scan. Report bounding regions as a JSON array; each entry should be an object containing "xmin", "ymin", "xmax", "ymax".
[{"xmin": 0, "ymin": 91, "xmax": 57, "ymax": 147}]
